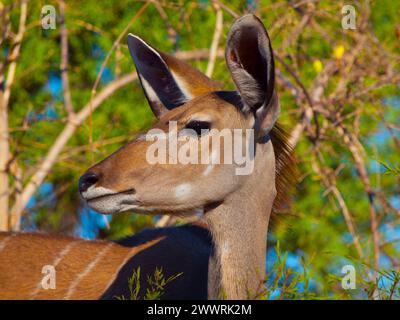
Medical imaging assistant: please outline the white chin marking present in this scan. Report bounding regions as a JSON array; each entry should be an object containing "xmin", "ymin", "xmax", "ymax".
[
  {"xmin": 87, "ymin": 194, "xmax": 139, "ymax": 214},
  {"xmin": 81, "ymin": 186, "xmax": 116, "ymax": 200},
  {"xmin": 82, "ymin": 186, "xmax": 139, "ymax": 214},
  {"xmin": 174, "ymin": 183, "xmax": 192, "ymax": 200}
]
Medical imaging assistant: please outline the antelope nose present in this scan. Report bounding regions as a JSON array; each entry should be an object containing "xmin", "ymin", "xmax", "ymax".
[{"xmin": 79, "ymin": 172, "xmax": 99, "ymax": 194}]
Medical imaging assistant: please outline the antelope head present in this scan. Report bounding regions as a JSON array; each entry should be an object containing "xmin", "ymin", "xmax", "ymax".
[{"xmin": 79, "ymin": 14, "xmax": 279, "ymax": 216}]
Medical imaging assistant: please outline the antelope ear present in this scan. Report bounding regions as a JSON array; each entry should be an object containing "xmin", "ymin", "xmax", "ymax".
[
  {"xmin": 128, "ymin": 34, "xmax": 220, "ymax": 118},
  {"xmin": 225, "ymin": 14, "xmax": 279, "ymax": 134}
]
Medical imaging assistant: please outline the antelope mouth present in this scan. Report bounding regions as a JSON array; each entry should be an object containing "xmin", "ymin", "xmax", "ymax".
[
  {"xmin": 82, "ymin": 187, "xmax": 140, "ymax": 214},
  {"xmin": 84, "ymin": 188, "xmax": 136, "ymax": 202}
]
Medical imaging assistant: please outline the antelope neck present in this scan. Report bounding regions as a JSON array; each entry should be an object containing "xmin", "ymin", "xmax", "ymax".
[{"xmin": 202, "ymin": 139, "xmax": 276, "ymax": 299}]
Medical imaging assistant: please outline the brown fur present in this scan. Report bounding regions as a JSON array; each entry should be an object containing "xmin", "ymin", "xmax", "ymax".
[
  {"xmin": 160, "ymin": 52, "xmax": 221, "ymax": 96},
  {"xmin": 0, "ymin": 232, "xmax": 162, "ymax": 299},
  {"xmin": 270, "ymin": 123, "xmax": 298, "ymax": 214}
]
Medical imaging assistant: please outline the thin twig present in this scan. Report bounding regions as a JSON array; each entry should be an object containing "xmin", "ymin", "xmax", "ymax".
[
  {"xmin": 3, "ymin": 0, "xmax": 28, "ymax": 108},
  {"xmin": 59, "ymin": 0, "xmax": 75, "ymax": 117},
  {"xmin": 88, "ymin": 1, "xmax": 151, "ymax": 159},
  {"xmin": 206, "ymin": 1, "xmax": 223, "ymax": 77}
]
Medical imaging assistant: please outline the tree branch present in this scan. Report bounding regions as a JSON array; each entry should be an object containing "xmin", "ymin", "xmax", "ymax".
[
  {"xmin": 0, "ymin": 0, "xmax": 28, "ymax": 231},
  {"xmin": 59, "ymin": 0, "xmax": 75, "ymax": 117},
  {"xmin": 206, "ymin": 1, "xmax": 223, "ymax": 77}
]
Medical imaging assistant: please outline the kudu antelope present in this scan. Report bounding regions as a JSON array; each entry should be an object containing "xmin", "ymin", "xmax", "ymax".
[{"xmin": 0, "ymin": 14, "xmax": 295, "ymax": 300}]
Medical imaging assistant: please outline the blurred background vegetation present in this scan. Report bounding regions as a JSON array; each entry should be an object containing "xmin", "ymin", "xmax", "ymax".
[{"xmin": 0, "ymin": 0, "xmax": 399, "ymax": 299}]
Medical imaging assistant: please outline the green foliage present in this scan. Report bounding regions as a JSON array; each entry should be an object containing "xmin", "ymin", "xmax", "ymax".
[
  {"xmin": 261, "ymin": 242, "xmax": 322, "ymax": 300},
  {"xmin": 262, "ymin": 242, "xmax": 400, "ymax": 300},
  {"xmin": 2, "ymin": 0, "xmax": 399, "ymax": 299},
  {"xmin": 378, "ymin": 160, "xmax": 400, "ymax": 177},
  {"xmin": 115, "ymin": 267, "xmax": 182, "ymax": 300}
]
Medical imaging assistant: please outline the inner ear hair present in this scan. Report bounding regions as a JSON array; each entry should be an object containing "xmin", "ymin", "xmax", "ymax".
[
  {"xmin": 229, "ymin": 66, "xmax": 265, "ymax": 112},
  {"xmin": 225, "ymin": 14, "xmax": 278, "ymax": 135},
  {"xmin": 226, "ymin": 14, "xmax": 275, "ymax": 111}
]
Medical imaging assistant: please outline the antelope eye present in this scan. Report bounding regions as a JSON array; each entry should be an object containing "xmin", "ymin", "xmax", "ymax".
[{"xmin": 184, "ymin": 120, "xmax": 211, "ymax": 136}]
